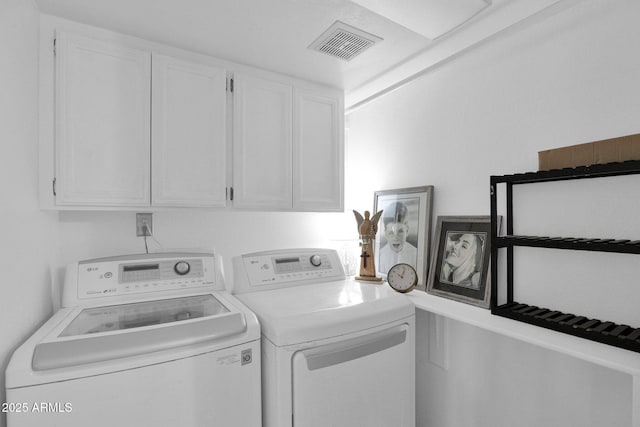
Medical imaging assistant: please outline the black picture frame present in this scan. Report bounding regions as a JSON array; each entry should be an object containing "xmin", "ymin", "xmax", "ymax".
[{"xmin": 427, "ymin": 215, "xmax": 500, "ymax": 308}]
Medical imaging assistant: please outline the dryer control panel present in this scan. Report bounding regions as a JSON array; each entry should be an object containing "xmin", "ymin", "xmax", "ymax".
[
  {"xmin": 232, "ymin": 248, "xmax": 346, "ymax": 294},
  {"xmin": 62, "ymin": 253, "xmax": 218, "ymax": 307}
]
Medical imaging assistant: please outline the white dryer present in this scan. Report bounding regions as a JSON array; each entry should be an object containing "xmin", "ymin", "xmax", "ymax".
[
  {"xmin": 5, "ymin": 253, "xmax": 261, "ymax": 427},
  {"xmin": 232, "ymin": 248, "xmax": 415, "ymax": 427}
]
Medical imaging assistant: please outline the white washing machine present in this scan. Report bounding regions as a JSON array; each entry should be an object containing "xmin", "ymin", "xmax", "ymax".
[
  {"xmin": 232, "ymin": 248, "xmax": 415, "ymax": 427},
  {"xmin": 5, "ymin": 252, "xmax": 261, "ymax": 427}
]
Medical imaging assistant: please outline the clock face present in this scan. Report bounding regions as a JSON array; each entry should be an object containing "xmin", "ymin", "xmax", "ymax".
[{"xmin": 387, "ymin": 263, "xmax": 418, "ymax": 293}]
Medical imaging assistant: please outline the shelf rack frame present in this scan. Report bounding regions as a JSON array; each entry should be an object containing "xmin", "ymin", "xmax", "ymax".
[{"xmin": 489, "ymin": 160, "xmax": 640, "ymax": 353}]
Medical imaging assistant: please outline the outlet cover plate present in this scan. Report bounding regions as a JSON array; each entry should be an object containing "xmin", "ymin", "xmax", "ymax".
[{"xmin": 136, "ymin": 213, "xmax": 153, "ymax": 237}]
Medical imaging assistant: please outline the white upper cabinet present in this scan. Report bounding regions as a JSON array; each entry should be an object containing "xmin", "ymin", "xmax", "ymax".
[
  {"xmin": 42, "ymin": 19, "xmax": 343, "ymax": 211},
  {"xmin": 293, "ymin": 89, "xmax": 344, "ymax": 211},
  {"xmin": 232, "ymin": 73, "xmax": 293, "ymax": 209},
  {"xmin": 55, "ymin": 31, "xmax": 151, "ymax": 206},
  {"xmin": 151, "ymin": 54, "xmax": 227, "ymax": 207},
  {"xmin": 51, "ymin": 30, "xmax": 228, "ymax": 209},
  {"xmin": 232, "ymin": 73, "xmax": 344, "ymax": 211}
]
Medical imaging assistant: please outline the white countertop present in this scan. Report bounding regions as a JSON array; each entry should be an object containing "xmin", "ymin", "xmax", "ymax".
[{"xmin": 408, "ymin": 291, "xmax": 640, "ymax": 376}]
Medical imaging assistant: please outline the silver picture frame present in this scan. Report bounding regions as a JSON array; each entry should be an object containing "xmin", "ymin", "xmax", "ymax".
[
  {"xmin": 373, "ymin": 186, "xmax": 434, "ymax": 291},
  {"xmin": 427, "ymin": 215, "xmax": 500, "ymax": 308}
]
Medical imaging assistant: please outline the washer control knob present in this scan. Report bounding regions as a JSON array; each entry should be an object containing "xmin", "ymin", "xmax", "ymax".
[
  {"xmin": 174, "ymin": 261, "xmax": 191, "ymax": 275},
  {"xmin": 309, "ymin": 255, "xmax": 322, "ymax": 267}
]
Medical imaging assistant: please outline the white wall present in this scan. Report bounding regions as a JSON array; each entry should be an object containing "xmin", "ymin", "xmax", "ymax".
[
  {"xmin": 52, "ymin": 210, "xmax": 348, "ymax": 290},
  {"xmin": 0, "ymin": 1, "xmax": 58, "ymax": 426},
  {"xmin": 2, "ymin": 1, "xmax": 639, "ymax": 427},
  {"xmin": 346, "ymin": 1, "xmax": 640, "ymax": 426}
]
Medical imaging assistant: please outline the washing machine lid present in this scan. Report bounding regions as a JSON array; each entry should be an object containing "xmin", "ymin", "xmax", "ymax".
[
  {"xmin": 237, "ymin": 279, "xmax": 414, "ymax": 346},
  {"xmin": 32, "ymin": 294, "xmax": 247, "ymax": 371}
]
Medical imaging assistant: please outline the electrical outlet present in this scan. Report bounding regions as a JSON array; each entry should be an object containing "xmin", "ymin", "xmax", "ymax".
[{"xmin": 136, "ymin": 213, "xmax": 153, "ymax": 237}]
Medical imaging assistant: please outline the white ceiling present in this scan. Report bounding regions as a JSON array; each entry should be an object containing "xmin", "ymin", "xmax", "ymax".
[
  {"xmin": 34, "ymin": 0, "xmax": 577, "ymax": 109},
  {"xmin": 350, "ymin": 0, "xmax": 492, "ymax": 39}
]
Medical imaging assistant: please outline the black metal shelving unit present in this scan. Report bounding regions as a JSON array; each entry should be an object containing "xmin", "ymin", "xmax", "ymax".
[{"xmin": 490, "ymin": 160, "xmax": 640, "ymax": 353}]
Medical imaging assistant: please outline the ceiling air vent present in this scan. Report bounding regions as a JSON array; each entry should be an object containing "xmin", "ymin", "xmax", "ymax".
[{"xmin": 309, "ymin": 21, "xmax": 382, "ymax": 61}]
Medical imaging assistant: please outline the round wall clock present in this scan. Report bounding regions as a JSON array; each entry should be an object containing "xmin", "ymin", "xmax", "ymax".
[{"xmin": 386, "ymin": 263, "xmax": 418, "ymax": 293}]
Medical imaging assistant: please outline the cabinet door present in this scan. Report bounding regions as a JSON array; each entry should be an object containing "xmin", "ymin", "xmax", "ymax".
[
  {"xmin": 232, "ymin": 73, "xmax": 292, "ymax": 209},
  {"xmin": 55, "ymin": 32, "xmax": 151, "ymax": 206},
  {"xmin": 293, "ymin": 89, "xmax": 344, "ymax": 211},
  {"xmin": 152, "ymin": 54, "xmax": 227, "ymax": 207}
]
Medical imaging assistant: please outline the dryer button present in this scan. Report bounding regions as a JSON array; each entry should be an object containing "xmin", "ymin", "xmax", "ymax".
[
  {"xmin": 174, "ymin": 261, "xmax": 191, "ymax": 275},
  {"xmin": 309, "ymin": 255, "xmax": 322, "ymax": 267}
]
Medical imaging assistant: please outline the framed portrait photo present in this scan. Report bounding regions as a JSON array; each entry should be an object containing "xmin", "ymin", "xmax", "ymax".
[
  {"xmin": 427, "ymin": 216, "xmax": 500, "ymax": 308},
  {"xmin": 373, "ymin": 186, "xmax": 434, "ymax": 290}
]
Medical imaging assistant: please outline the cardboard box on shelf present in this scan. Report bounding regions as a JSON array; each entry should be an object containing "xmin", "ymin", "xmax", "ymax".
[{"xmin": 538, "ymin": 133, "xmax": 640, "ymax": 171}]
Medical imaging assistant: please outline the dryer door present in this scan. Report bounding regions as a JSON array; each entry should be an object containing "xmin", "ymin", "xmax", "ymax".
[{"xmin": 292, "ymin": 323, "xmax": 414, "ymax": 427}]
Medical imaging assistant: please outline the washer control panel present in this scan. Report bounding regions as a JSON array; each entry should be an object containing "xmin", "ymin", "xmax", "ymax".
[
  {"xmin": 119, "ymin": 259, "xmax": 203, "ymax": 284},
  {"xmin": 233, "ymin": 249, "xmax": 346, "ymax": 294},
  {"xmin": 65, "ymin": 253, "xmax": 217, "ymax": 305}
]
